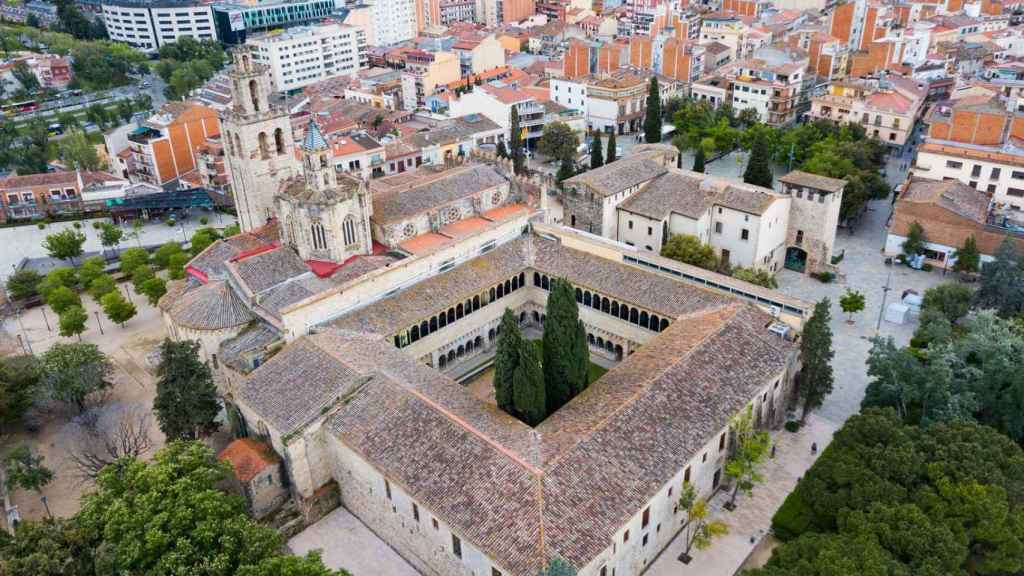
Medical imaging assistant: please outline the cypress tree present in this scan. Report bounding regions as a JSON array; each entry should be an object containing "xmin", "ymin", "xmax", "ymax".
[
  {"xmin": 493, "ymin": 308, "xmax": 521, "ymax": 416},
  {"xmin": 606, "ymin": 131, "xmax": 617, "ymax": 163},
  {"xmin": 693, "ymin": 146, "xmax": 706, "ymax": 173},
  {"xmin": 799, "ymin": 298, "xmax": 834, "ymax": 423},
  {"xmin": 743, "ymin": 131, "xmax": 773, "ymax": 188},
  {"xmin": 590, "ymin": 130, "xmax": 604, "ymax": 169},
  {"xmin": 510, "ymin": 107, "xmax": 525, "ymax": 174},
  {"xmin": 512, "ymin": 337, "xmax": 546, "ymax": 426},
  {"xmin": 496, "ymin": 140, "xmax": 508, "ymax": 159},
  {"xmin": 643, "ymin": 76, "xmax": 662, "ymax": 144},
  {"xmin": 543, "ymin": 278, "xmax": 590, "ymax": 413}
]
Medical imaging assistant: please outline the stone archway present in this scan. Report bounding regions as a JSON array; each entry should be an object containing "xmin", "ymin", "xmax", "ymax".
[{"xmin": 785, "ymin": 246, "xmax": 808, "ymax": 273}]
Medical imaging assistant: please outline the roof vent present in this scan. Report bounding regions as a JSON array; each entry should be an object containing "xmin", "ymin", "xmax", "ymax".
[{"xmin": 767, "ymin": 322, "xmax": 790, "ymax": 339}]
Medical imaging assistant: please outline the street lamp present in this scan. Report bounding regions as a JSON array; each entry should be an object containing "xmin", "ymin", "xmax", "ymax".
[
  {"xmin": 39, "ymin": 305, "xmax": 51, "ymax": 332},
  {"xmin": 15, "ymin": 310, "xmax": 32, "ymax": 355},
  {"xmin": 94, "ymin": 310, "xmax": 104, "ymax": 335},
  {"xmin": 40, "ymin": 495, "xmax": 52, "ymax": 519},
  {"xmin": 875, "ymin": 266, "xmax": 893, "ymax": 334}
]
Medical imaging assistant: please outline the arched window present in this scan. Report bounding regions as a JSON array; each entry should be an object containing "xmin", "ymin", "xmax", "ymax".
[
  {"xmin": 533, "ymin": 311, "xmax": 540, "ymax": 322},
  {"xmin": 592, "ymin": 295, "xmax": 601, "ymax": 309},
  {"xmin": 474, "ymin": 336, "xmax": 482, "ymax": 348},
  {"xmin": 420, "ymin": 320, "xmax": 429, "ymax": 336},
  {"xmin": 439, "ymin": 313, "xmax": 447, "ymax": 328},
  {"xmin": 541, "ymin": 275, "xmax": 549, "ymax": 290},
  {"xmin": 274, "ymin": 127, "xmax": 285, "ymax": 155},
  {"xmin": 575, "ymin": 288, "xmax": 583, "ymax": 303},
  {"xmin": 490, "ymin": 287, "xmax": 496, "ymax": 301},
  {"xmin": 311, "ymin": 222, "xmax": 327, "ymax": 251},
  {"xmin": 497, "ymin": 284, "xmax": 504, "ymax": 298},
  {"xmin": 639, "ymin": 311, "xmax": 648, "ymax": 326},
  {"xmin": 430, "ymin": 317, "xmax": 438, "ymax": 332},
  {"xmin": 611, "ymin": 301, "xmax": 619, "ymax": 317},
  {"xmin": 457, "ymin": 345, "xmax": 465, "ymax": 357},
  {"xmin": 615, "ymin": 344, "xmax": 623, "ymax": 360},
  {"xmin": 534, "ymin": 272, "xmax": 541, "ymax": 286},
  {"xmin": 587, "ymin": 333, "xmax": 595, "ymax": 345},
  {"xmin": 343, "ymin": 217, "xmax": 357, "ymax": 246},
  {"xmin": 447, "ymin": 350, "xmax": 455, "ymax": 362},
  {"xmin": 620, "ymin": 305, "xmax": 630, "ymax": 321},
  {"xmin": 660, "ymin": 318, "xmax": 669, "ymax": 331},
  {"xmin": 519, "ymin": 311, "xmax": 526, "ymax": 323},
  {"xmin": 596, "ymin": 337, "xmax": 604, "ymax": 348},
  {"xmin": 518, "ymin": 272, "xmax": 525, "ymax": 288},
  {"xmin": 629, "ymin": 308, "xmax": 639, "ymax": 324},
  {"xmin": 456, "ymin": 303, "xmax": 464, "ymax": 319},
  {"xmin": 411, "ymin": 325, "xmax": 420, "ymax": 342},
  {"xmin": 504, "ymin": 279, "xmax": 511, "ymax": 294},
  {"xmin": 393, "ymin": 335, "xmax": 401, "ymax": 348},
  {"xmin": 605, "ymin": 340, "xmax": 614, "ymax": 352},
  {"xmin": 472, "ymin": 295, "xmax": 480, "ymax": 311},
  {"xmin": 541, "ymin": 314, "xmax": 546, "ymax": 323},
  {"xmin": 649, "ymin": 314, "xmax": 659, "ymax": 331},
  {"xmin": 447, "ymin": 308, "xmax": 455, "ymax": 324},
  {"xmin": 249, "ymin": 79, "xmax": 260, "ymax": 112},
  {"xmin": 258, "ymin": 132, "xmax": 269, "ymax": 160},
  {"xmin": 465, "ymin": 299, "xmax": 472, "ymax": 315},
  {"xmin": 584, "ymin": 291, "xmax": 592, "ymax": 307},
  {"xmin": 466, "ymin": 340, "xmax": 474, "ymax": 353},
  {"xmin": 488, "ymin": 328, "xmax": 496, "ymax": 341},
  {"xmin": 511, "ymin": 276, "xmax": 519, "ymax": 291},
  {"xmin": 602, "ymin": 298, "xmax": 610, "ymax": 314},
  {"xmin": 438, "ymin": 355, "xmax": 447, "ymax": 368}
]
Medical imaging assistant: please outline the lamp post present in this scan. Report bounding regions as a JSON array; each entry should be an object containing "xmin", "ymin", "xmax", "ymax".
[
  {"xmin": 15, "ymin": 310, "xmax": 32, "ymax": 355},
  {"xmin": 40, "ymin": 495, "xmax": 51, "ymax": 519},
  {"xmin": 875, "ymin": 266, "xmax": 893, "ymax": 334},
  {"xmin": 94, "ymin": 310, "xmax": 104, "ymax": 335},
  {"xmin": 39, "ymin": 305, "xmax": 51, "ymax": 332}
]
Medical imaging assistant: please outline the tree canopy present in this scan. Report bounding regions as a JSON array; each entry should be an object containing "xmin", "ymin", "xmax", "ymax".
[
  {"xmin": 43, "ymin": 229, "xmax": 87, "ymax": 263},
  {"xmin": 643, "ymin": 76, "xmax": 662, "ymax": 144},
  {"xmin": 40, "ymin": 342, "xmax": 112, "ymax": 412},
  {"xmin": 153, "ymin": 339, "xmax": 220, "ymax": 440},
  {"xmin": 542, "ymin": 279, "xmax": 589, "ymax": 414},
  {"xmin": 537, "ymin": 121, "xmax": 579, "ymax": 164},
  {"xmin": 799, "ymin": 299, "xmax": 834, "ymax": 422},
  {"xmin": 660, "ymin": 234, "xmax": 717, "ymax": 271}
]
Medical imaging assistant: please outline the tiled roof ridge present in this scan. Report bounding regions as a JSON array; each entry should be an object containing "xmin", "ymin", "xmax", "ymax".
[{"xmin": 541, "ymin": 302, "xmax": 740, "ymax": 470}]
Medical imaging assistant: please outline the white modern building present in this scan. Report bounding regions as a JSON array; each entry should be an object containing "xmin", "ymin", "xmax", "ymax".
[
  {"xmin": 369, "ymin": 0, "xmax": 417, "ymax": 46},
  {"xmin": 102, "ymin": 0, "xmax": 217, "ymax": 52},
  {"xmin": 248, "ymin": 22, "xmax": 367, "ymax": 92}
]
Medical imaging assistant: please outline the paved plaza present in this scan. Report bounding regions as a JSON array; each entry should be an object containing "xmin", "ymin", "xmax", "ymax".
[{"xmin": 289, "ymin": 507, "xmax": 420, "ymax": 576}]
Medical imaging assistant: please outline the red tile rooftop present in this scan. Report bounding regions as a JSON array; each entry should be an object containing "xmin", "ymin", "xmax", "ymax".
[
  {"xmin": 482, "ymin": 203, "xmax": 529, "ymax": 221},
  {"xmin": 400, "ymin": 232, "xmax": 451, "ymax": 254}
]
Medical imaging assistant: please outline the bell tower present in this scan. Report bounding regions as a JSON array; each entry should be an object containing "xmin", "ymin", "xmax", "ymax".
[{"xmin": 220, "ymin": 46, "xmax": 299, "ymax": 233}]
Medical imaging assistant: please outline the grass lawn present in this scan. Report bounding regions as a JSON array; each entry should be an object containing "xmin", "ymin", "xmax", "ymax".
[{"xmin": 530, "ymin": 339, "xmax": 608, "ymax": 384}]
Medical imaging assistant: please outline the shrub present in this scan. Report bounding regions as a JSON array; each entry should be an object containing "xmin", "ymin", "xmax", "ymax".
[
  {"xmin": 813, "ymin": 271, "xmax": 834, "ymax": 283},
  {"xmin": 771, "ymin": 491, "xmax": 816, "ymax": 541},
  {"xmin": 784, "ymin": 420, "xmax": 801, "ymax": 433},
  {"xmin": 92, "ymin": 221, "xmax": 102, "ymax": 230},
  {"xmin": 921, "ymin": 263, "xmax": 934, "ymax": 272},
  {"xmin": 37, "ymin": 223, "xmax": 45, "ymax": 230},
  {"xmin": 165, "ymin": 218, "xmax": 174, "ymax": 226},
  {"xmin": 72, "ymin": 222, "xmax": 82, "ymax": 229},
  {"xmin": 199, "ymin": 216, "xmax": 208, "ymax": 225}
]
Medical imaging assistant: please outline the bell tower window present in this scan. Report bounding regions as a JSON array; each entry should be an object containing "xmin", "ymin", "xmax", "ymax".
[
  {"xmin": 343, "ymin": 217, "xmax": 356, "ymax": 246},
  {"xmin": 275, "ymin": 128, "xmax": 285, "ymax": 155},
  {"xmin": 258, "ymin": 132, "xmax": 269, "ymax": 160},
  {"xmin": 311, "ymin": 222, "xmax": 327, "ymax": 251},
  {"xmin": 249, "ymin": 79, "xmax": 260, "ymax": 112}
]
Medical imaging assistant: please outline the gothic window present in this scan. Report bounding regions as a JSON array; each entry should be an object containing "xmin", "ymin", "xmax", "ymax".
[
  {"xmin": 249, "ymin": 79, "xmax": 260, "ymax": 112},
  {"xmin": 320, "ymin": 154, "xmax": 328, "ymax": 169},
  {"xmin": 258, "ymin": 132, "xmax": 269, "ymax": 160},
  {"xmin": 343, "ymin": 217, "xmax": 357, "ymax": 246},
  {"xmin": 311, "ymin": 221, "xmax": 327, "ymax": 251},
  {"xmin": 274, "ymin": 128, "xmax": 285, "ymax": 155}
]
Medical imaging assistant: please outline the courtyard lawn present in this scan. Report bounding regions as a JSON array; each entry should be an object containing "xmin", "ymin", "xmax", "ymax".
[{"xmin": 530, "ymin": 339, "xmax": 607, "ymax": 384}]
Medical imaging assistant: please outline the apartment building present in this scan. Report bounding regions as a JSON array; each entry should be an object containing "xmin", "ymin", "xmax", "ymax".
[
  {"xmin": 914, "ymin": 93, "xmax": 1024, "ymax": 210},
  {"xmin": 248, "ymin": 23, "xmax": 367, "ymax": 92},
  {"xmin": 127, "ymin": 102, "xmax": 221, "ymax": 186},
  {"xmin": 400, "ymin": 50, "xmax": 460, "ymax": 110},
  {"xmin": 550, "ymin": 68, "xmax": 680, "ymax": 134},
  {"xmin": 211, "ymin": 0, "xmax": 341, "ymax": 45},
  {"xmin": 102, "ymin": 0, "xmax": 216, "ymax": 52},
  {"xmin": 0, "ymin": 171, "xmax": 126, "ymax": 222},
  {"xmin": 439, "ymin": 0, "xmax": 475, "ymax": 24},
  {"xmin": 660, "ymin": 38, "xmax": 705, "ymax": 85},
  {"xmin": 809, "ymin": 75, "xmax": 927, "ymax": 147},
  {"xmin": 730, "ymin": 46, "xmax": 811, "ymax": 126},
  {"xmin": 450, "ymin": 85, "xmax": 583, "ymax": 149}
]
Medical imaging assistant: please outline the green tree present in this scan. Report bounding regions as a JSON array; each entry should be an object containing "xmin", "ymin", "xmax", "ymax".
[
  {"xmin": 153, "ymin": 339, "xmax": 220, "ymax": 440},
  {"xmin": 661, "ymin": 234, "xmax": 717, "ymax": 270},
  {"xmin": 58, "ymin": 305, "xmax": 88, "ymax": 340},
  {"xmin": 799, "ymin": 299, "xmax": 834, "ymax": 422},
  {"xmin": 236, "ymin": 552, "xmax": 351, "ymax": 576},
  {"xmin": 4, "ymin": 444, "xmax": 53, "ymax": 499},
  {"xmin": 839, "ymin": 289, "xmax": 866, "ymax": 323},
  {"xmin": 922, "ymin": 282, "xmax": 972, "ymax": 323},
  {"xmin": 224, "ymin": 222, "xmax": 241, "ymax": 237},
  {"xmin": 152, "ymin": 241, "xmax": 183, "ymax": 270},
  {"xmin": 58, "ymin": 129, "xmax": 103, "ymax": 171},
  {"xmin": 118, "ymin": 246, "xmax": 149, "ymax": 277},
  {"xmin": 131, "ymin": 264, "xmax": 155, "ymax": 293},
  {"xmin": 116, "ymin": 99, "xmax": 135, "ymax": 123},
  {"xmin": 140, "ymin": 277, "xmax": 168, "ymax": 307},
  {"xmin": 0, "ymin": 517, "xmax": 94, "ymax": 575},
  {"xmin": 5, "ymin": 269, "xmax": 42, "ymax": 301},
  {"xmin": 37, "ymin": 267, "xmax": 78, "ymax": 301},
  {"xmin": 692, "ymin": 146, "xmax": 706, "ymax": 173},
  {"xmin": 743, "ymin": 130, "xmax": 774, "ymax": 189},
  {"xmin": 496, "ymin": 140, "xmax": 508, "ymax": 159},
  {"xmin": 509, "ymin": 107, "xmax": 524, "ymax": 174},
  {"xmin": 606, "ymin": 131, "xmax": 617, "ymax": 163},
  {"xmin": 643, "ymin": 76, "xmax": 662, "ymax": 144},
  {"xmin": 167, "ymin": 252, "xmax": 190, "ymax": 280},
  {"xmin": 537, "ymin": 121, "xmax": 579, "ymax": 164},
  {"xmin": 98, "ymin": 222, "xmax": 123, "ymax": 258},
  {"xmin": 11, "ymin": 61, "xmax": 39, "ymax": 94},
  {"xmin": 76, "ymin": 442, "xmax": 283, "ymax": 575},
  {"xmin": 77, "ymin": 255, "xmax": 106, "ymax": 288},
  {"xmin": 511, "ymin": 336, "xmax": 546, "ymax": 426},
  {"xmin": 0, "ymin": 118, "xmax": 20, "ymax": 172},
  {"xmin": 41, "ymin": 342, "xmax": 112, "ymax": 412},
  {"xmin": 901, "ymin": 221, "xmax": 927, "ymax": 258},
  {"xmin": 43, "ymin": 228, "xmax": 87, "ymax": 264},
  {"xmin": 725, "ymin": 406, "xmax": 770, "ymax": 509},
  {"xmin": 100, "ymin": 290, "xmax": 136, "ymax": 327},
  {"xmin": 542, "ymin": 278, "xmax": 589, "ymax": 414},
  {"xmin": 46, "ymin": 285, "xmax": 81, "ymax": 315},
  {"xmin": 678, "ymin": 483, "xmax": 729, "ymax": 562},
  {"xmin": 537, "ymin": 557, "xmax": 577, "ymax": 576},
  {"xmin": 952, "ymin": 234, "xmax": 980, "ymax": 276},
  {"xmin": 189, "ymin": 227, "xmax": 220, "ymax": 256},
  {"xmin": 87, "ymin": 274, "xmax": 117, "ymax": 301},
  {"xmin": 976, "ymin": 236, "xmax": 1024, "ymax": 317},
  {"xmin": 13, "ymin": 119, "xmax": 50, "ymax": 175},
  {"xmin": 84, "ymin": 103, "xmax": 108, "ymax": 129},
  {"xmin": 556, "ymin": 157, "xmax": 575, "ymax": 183},
  {"xmin": 493, "ymin": 308, "xmax": 521, "ymax": 416},
  {"xmin": 589, "ymin": 130, "xmax": 604, "ymax": 169},
  {"xmin": 0, "ymin": 356, "xmax": 41, "ymax": 430},
  {"xmin": 732, "ymin": 266, "xmax": 777, "ymax": 288}
]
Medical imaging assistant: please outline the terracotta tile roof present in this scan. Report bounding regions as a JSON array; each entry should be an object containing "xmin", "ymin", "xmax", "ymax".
[
  {"xmin": 899, "ymin": 178, "xmax": 988, "ymax": 222},
  {"xmin": 371, "ymin": 164, "xmax": 508, "ymax": 225},
  {"xmin": 562, "ymin": 156, "xmax": 668, "ymax": 197},
  {"xmin": 778, "ymin": 170, "xmax": 847, "ymax": 193},
  {"xmin": 218, "ymin": 438, "xmax": 279, "ymax": 483},
  {"xmin": 187, "ymin": 234, "xmax": 276, "ymax": 283},
  {"xmin": 0, "ymin": 170, "xmax": 77, "ymax": 190},
  {"xmin": 220, "ymin": 322, "xmax": 281, "ymax": 374},
  {"xmin": 227, "ymin": 246, "xmax": 311, "ymax": 296},
  {"xmin": 618, "ymin": 170, "xmax": 715, "ymax": 219},
  {"xmin": 160, "ymin": 280, "xmax": 254, "ymax": 331}
]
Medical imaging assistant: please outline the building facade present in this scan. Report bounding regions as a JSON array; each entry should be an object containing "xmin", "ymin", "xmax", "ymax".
[
  {"xmin": 127, "ymin": 102, "xmax": 221, "ymax": 186},
  {"xmin": 102, "ymin": 0, "xmax": 217, "ymax": 51},
  {"xmin": 248, "ymin": 22, "xmax": 367, "ymax": 92}
]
